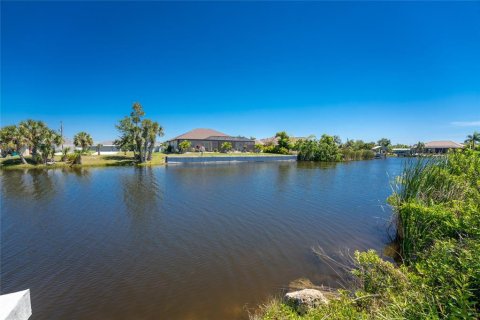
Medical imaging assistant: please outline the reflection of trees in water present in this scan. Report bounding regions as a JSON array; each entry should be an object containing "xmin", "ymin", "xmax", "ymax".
[
  {"xmin": 1, "ymin": 169, "xmax": 58, "ymax": 200},
  {"xmin": 276, "ymin": 163, "xmax": 293, "ymax": 190},
  {"xmin": 1, "ymin": 168, "xmax": 94, "ymax": 202},
  {"xmin": 63, "ymin": 167, "xmax": 91, "ymax": 179},
  {"xmin": 121, "ymin": 167, "xmax": 162, "ymax": 217},
  {"xmin": 296, "ymin": 161, "xmax": 338, "ymax": 170}
]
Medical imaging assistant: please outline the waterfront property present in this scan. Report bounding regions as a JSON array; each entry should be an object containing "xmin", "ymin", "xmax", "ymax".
[
  {"xmin": 392, "ymin": 148, "xmax": 413, "ymax": 157},
  {"xmin": 424, "ymin": 140, "xmax": 464, "ymax": 154},
  {"xmin": 87, "ymin": 140, "xmax": 120, "ymax": 154},
  {"xmin": 371, "ymin": 145, "xmax": 387, "ymax": 158},
  {"xmin": 167, "ymin": 128, "xmax": 255, "ymax": 152}
]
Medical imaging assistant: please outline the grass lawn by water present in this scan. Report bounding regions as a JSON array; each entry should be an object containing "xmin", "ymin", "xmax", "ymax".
[{"xmin": 0, "ymin": 152, "xmax": 166, "ymax": 170}]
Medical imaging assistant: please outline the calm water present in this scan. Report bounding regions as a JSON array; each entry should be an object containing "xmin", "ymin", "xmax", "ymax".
[{"xmin": 1, "ymin": 159, "xmax": 403, "ymax": 319}]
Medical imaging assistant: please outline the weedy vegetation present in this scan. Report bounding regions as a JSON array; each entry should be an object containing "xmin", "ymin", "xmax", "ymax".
[{"xmin": 253, "ymin": 150, "xmax": 480, "ymax": 319}]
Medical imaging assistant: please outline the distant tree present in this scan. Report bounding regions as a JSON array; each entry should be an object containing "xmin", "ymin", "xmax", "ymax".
[
  {"xmin": 377, "ymin": 138, "xmax": 391, "ymax": 148},
  {"xmin": 38, "ymin": 129, "xmax": 62, "ymax": 164},
  {"xmin": 67, "ymin": 150, "xmax": 83, "ymax": 165},
  {"xmin": 392, "ymin": 144, "xmax": 410, "ymax": 149},
  {"xmin": 275, "ymin": 131, "xmax": 292, "ymax": 150},
  {"xmin": 178, "ymin": 140, "xmax": 191, "ymax": 153},
  {"xmin": 0, "ymin": 125, "xmax": 29, "ymax": 164},
  {"xmin": 115, "ymin": 102, "xmax": 164, "ymax": 162},
  {"xmin": 297, "ymin": 134, "xmax": 341, "ymax": 162},
  {"xmin": 221, "ymin": 142, "xmax": 233, "ymax": 153},
  {"xmin": 74, "ymin": 132, "xmax": 94, "ymax": 152},
  {"xmin": 333, "ymin": 135, "xmax": 342, "ymax": 146},
  {"xmin": 465, "ymin": 131, "xmax": 480, "ymax": 149},
  {"xmin": 18, "ymin": 119, "xmax": 48, "ymax": 157},
  {"xmin": 415, "ymin": 142, "xmax": 425, "ymax": 154},
  {"xmin": 142, "ymin": 120, "xmax": 164, "ymax": 161},
  {"xmin": 61, "ymin": 147, "xmax": 71, "ymax": 161}
]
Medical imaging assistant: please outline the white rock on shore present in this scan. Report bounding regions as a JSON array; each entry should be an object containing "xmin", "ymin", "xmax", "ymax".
[{"xmin": 284, "ymin": 288, "xmax": 329, "ymax": 314}]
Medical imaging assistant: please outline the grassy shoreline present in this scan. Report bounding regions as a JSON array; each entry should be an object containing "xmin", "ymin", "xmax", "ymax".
[
  {"xmin": 253, "ymin": 150, "xmax": 480, "ymax": 319},
  {"xmin": 0, "ymin": 152, "xmax": 291, "ymax": 170},
  {"xmin": 0, "ymin": 153, "xmax": 166, "ymax": 170}
]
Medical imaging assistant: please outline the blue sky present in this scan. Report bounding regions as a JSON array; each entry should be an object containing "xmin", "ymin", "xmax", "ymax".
[{"xmin": 1, "ymin": 1, "xmax": 479, "ymax": 144}]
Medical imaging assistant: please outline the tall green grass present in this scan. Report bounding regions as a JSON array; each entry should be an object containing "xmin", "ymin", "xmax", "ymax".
[
  {"xmin": 341, "ymin": 149, "xmax": 375, "ymax": 161},
  {"xmin": 254, "ymin": 150, "xmax": 480, "ymax": 319}
]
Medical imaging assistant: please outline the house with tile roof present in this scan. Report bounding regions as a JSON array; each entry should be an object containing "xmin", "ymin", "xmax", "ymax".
[
  {"xmin": 167, "ymin": 128, "xmax": 255, "ymax": 152},
  {"xmin": 424, "ymin": 141, "xmax": 464, "ymax": 154}
]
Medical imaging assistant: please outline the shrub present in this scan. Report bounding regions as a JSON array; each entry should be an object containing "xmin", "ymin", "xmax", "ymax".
[
  {"xmin": 178, "ymin": 140, "xmax": 191, "ymax": 153},
  {"xmin": 221, "ymin": 142, "xmax": 233, "ymax": 153},
  {"xmin": 254, "ymin": 150, "xmax": 480, "ymax": 320}
]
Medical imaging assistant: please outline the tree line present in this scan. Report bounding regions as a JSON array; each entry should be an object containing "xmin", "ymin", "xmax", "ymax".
[{"xmin": 0, "ymin": 102, "xmax": 164, "ymax": 165}]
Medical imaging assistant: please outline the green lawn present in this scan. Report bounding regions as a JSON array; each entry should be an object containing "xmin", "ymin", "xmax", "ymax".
[{"xmin": 0, "ymin": 152, "xmax": 166, "ymax": 169}]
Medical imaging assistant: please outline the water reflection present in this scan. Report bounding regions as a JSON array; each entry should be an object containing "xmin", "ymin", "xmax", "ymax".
[
  {"xmin": 1, "ymin": 169, "xmax": 57, "ymax": 200},
  {"xmin": 1, "ymin": 159, "xmax": 404, "ymax": 320},
  {"xmin": 65, "ymin": 167, "xmax": 91, "ymax": 179},
  {"xmin": 120, "ymin": 167, "xmax": 162, "ymax": 217}
]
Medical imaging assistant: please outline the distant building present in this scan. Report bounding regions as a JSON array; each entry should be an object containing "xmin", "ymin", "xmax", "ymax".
[
  {"xmin": 372, "ymin": 145, "xmax": 387, "ymax": 158},
  {"xmin": 392, "ymin": 148, "xmax": 413, "ymax": 157},
  {"xmin": 424, "ymin": 141, "xmax": 464, "ymax": 154},
  {"xmin": 88, "ymin": 141, "xmax": 120, "ymax": 154},
  {"xmin": 167, "ymin": 128, "xmax": 255, "ymax": 152}
]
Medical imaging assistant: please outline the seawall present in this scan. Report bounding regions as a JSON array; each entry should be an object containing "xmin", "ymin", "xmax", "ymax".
[{"xmin": 166, "ymin": 155, "xmax": 297, "ymax": 163}]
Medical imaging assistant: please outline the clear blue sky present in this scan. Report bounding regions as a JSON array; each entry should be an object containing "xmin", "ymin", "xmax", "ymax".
[{"xmin": 1, "ymin": 1, "xmax": 479, "ymax": 144}]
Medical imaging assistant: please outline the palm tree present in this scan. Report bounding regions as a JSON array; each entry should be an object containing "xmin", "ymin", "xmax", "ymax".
[
  {"xmin": 18, "ymin": 119, "xmax": 48, "ymax": 156},
  {"xmin": 0, "ymin": 125, "xmax": 29, "ymax": 164},
  {"xmin": 465, "ymin": 131, "xmax": 480, "ymax": 149},
  {"xmin": 415, "ymin": 141, "xmax": 425, "ymax": 154},
  {"xmin": 38, "ymin": 129, "xmax": 62, "ymax": 164},
  {"xmin": 61, "ymin": 147, "xmax": 71, "ymax": 161},
  {"xmin": 73, "ymin": 132, "xmax": 94, "ymax": 152}
]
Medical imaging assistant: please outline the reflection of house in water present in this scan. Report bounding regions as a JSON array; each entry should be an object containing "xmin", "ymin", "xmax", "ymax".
[
  {"xmin": 167, "ymin": 128, "xmax": 255, "ymax": 152},
  {"xmin": 424, "ymin": 141, "xmax": 464, "ymax": 154}
]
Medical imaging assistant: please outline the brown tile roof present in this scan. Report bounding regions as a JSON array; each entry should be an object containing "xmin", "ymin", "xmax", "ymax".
[
  {"xmin": 425, "ymin": 141, "xmax": 464, "ymax": 149},
  {"xmin": 172, "ymin": 128, "xmax": 229, "ymax": 140}
]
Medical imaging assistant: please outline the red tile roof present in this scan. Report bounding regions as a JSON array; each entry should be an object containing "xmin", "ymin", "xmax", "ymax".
[
  {"xmin": 172, "ymin": 128, "xmax": 229, "ymax": 140},
  {"xmin": 425, "ymin": 141, "xmax": 464, "ymax": 149}
]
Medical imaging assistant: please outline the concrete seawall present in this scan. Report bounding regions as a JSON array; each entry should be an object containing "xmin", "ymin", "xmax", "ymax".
[{"xmin": 166, "ymin": 155, "xmax": 297, "ymax": 163}]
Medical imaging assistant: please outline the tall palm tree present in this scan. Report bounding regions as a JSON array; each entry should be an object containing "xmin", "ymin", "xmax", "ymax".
[
  {"xmin": 0, "ymin": 125, "xmax": 29, "ymax": 164},
  {"xmin": 73, "ymin": 132, "xmax": 94, "ymax": 152},
  {"xmin": 38, "ymin": 129, "xmax": 62, "ymax": 164},
  {"xmin": 19, "ymin": 119, "xmax": 48, "ymax": 156},
  {"xmin": 465, "ymin": 131, "xmax": 480, "ymax": 149}
]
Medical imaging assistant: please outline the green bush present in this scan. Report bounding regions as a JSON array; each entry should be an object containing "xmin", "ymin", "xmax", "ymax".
[
  {"xmin": 254, "ymin": 150, "xmax": 480, "ymax": 320},
  {"xmin": 297, "ymin": 134, "xmax": 341, "ymax": 162}
]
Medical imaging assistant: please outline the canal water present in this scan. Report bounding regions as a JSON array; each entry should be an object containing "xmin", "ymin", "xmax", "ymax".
[{"xmin": 1, "ymin": 159, "xmax": 404, "ymax": 319}]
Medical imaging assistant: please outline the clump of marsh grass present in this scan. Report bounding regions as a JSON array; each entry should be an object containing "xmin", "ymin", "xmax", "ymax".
[{"xmin": 252, "ymin": 150, "xmax": 480, "ymax": 320}]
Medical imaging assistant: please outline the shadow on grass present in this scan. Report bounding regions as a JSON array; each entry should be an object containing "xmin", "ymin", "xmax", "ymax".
[
  {"xmin": 0, "ymin": 157, "xmax": 37, "ymax": 166},
  {"xmin": 101, "ymin": 155, "xmax": 135, "ymax": 161}
]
